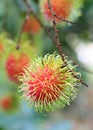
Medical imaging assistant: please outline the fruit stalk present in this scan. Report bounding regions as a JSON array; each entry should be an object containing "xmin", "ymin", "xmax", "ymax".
[
  {"xmin": 47, "ymin": 0, "xmax": 88, "ymax": 87},
  {"xmin": 23, "ymin": 0, "xmax": 88, "ymax": 87}
]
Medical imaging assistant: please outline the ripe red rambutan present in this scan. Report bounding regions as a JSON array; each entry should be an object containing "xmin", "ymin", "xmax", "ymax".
[
  {"xmin": 6, "ymin": 53, "xmax": 30, "ymax": 83},
  {"xmin": 40, "ymin": 0, "xmax": 83, "ymax": 23},
  {"xmin": 1, "ymin": 97, "xmax": 12, "ymax": 110},
  {"xmin": 1, "ymin": 95, "xmax": 18, "ymax": 112},
  {"xmin": 40, "ymin": 0, "xmax": 73, "ymax": 21},
  {"xmin": 23, "ymin": 15, "xmax": 41, "ymax": 34},
  {"xmin": 5, "ymin": 40, "xmax": 38, "ymax": 84},
  {"xmin": 19, "ymin": 53, "xmax": 80, "ymax": 112}
]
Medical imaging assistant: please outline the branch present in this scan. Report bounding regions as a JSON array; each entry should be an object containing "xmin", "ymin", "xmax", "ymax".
[
  {"xmin": 23, "ymin": 0, "xmax": 88, "ymax": 87},
  {"xmin": 47, "ymin": 0, "xmax": 88, "ymax": 87},
  {"xmin": 47, "ymin": 0, "xmax": 67, "ymax": 64},
  {"xmin": 23, "ymin": 0, "xmax": 67, "ymax": 62},
  {"xmin": 54, "ymin": 14, "xmax": 75, "ymax": 25}
]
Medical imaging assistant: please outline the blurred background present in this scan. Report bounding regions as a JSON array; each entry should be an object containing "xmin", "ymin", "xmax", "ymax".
[{"xmin": 0, "ymin": 0, "xmax": 93, "ymax": 130}]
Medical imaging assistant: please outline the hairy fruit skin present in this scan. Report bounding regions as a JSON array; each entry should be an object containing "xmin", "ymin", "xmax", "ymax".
[
  {"xmin": 19, "ymin": 53, "xmax": 80, "ymax": 113},
  {"xmin": 5, "ymin": 40, "xmax": 38, "ymax": 84},
  {"xmin": 6, "ymin": 53, "xmax": 30, "ymax": 83}
]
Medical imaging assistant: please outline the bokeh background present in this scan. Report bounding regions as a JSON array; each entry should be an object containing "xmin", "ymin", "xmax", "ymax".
[{"xmin": 0, "ymin": 0, "xmax": 93, "ymax": 130}]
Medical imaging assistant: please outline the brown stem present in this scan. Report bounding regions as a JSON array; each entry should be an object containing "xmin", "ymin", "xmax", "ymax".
[
  {"xmin": 54, "ymin": 14, "xmax": 75, "ymax": 25},
  {"xmin": 47, "ymin": 0, "xmax": 88, "ymax": 87},
  {"xmin": 47, "ymin": 0, "xmax": 67, "ymax": 64},
  {"xmin": 23, "ymin": 0, "xmax": 68, "ymax": 63},
  {"xmin": 23, "ymin": 0, "xmax": 56, "ymax": 43},
  {"xmin": 23, "ymin": 0, "xmax": 88, "ymax": 87}
]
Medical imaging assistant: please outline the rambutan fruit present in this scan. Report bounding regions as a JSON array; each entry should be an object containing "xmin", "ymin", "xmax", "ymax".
[
  {"xmin": 6, "ymin": 53, "xmax": 30, "ymax": 83},
  {"xmin": 1, "ymin": 96, "xmax": 12, "ymax": 110},
  {"xmin": 6, "ymin": 42, "xmax": 37, "ymax": 83},
  {"xmin": 40, "ymin": 0, "xmax": 83, "ymax": 23},
  {"xmin": 19, "ymin": 53, "xmax": 81, "ymax": 112},
  {"xmin": 23, "ymin": 15, "xmax": 41, "ymax": 34},
  {"xmin": 1, "ymin": 95, "xmax": 18, "ymax": 112}
]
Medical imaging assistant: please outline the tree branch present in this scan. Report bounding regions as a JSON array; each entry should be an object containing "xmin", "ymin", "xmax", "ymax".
[
  {"xmin": 53, "ymin": 13, "xmax": 75, "ymax": 25},
  {"xmin": 23, "ymin": 0, "xmax": 88, "ymax": 87},
  {"xmin": 48, "ymin": 0, "xmax": 88, "ymax": 87}
]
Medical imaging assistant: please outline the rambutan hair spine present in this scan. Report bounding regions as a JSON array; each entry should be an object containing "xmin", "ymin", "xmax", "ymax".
[{"xmin": 19, "ymin": 53, "xmax": 81, "ymax": 113}]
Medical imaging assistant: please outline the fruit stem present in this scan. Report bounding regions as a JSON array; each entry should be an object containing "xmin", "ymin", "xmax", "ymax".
[
  {"xmin": 47, "ymin": 0, "xmax": 88, "ymax": 87},
  {"xmin": 23, "ymin": 0, "xmax": 88, "ymax": 87}
]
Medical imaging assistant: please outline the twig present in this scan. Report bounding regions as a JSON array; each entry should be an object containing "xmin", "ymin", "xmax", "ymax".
[
  {"xmin": 47, "ymin": 0, "xmax": 88, "ymax": 87},
  {"xmin": 23, "ymin": 0, "xmax": 88, "ymax": 87},
  {"xmin": 54, "ymin": 14, "xmax": 75, "ymax": 25},
  {"xmin": 47, "ymin": 0, "xmax": 67, "ymax": 64},
  {"xmin": 23, "ymin": 0, "xmax": 57, "ymax": 43}
]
